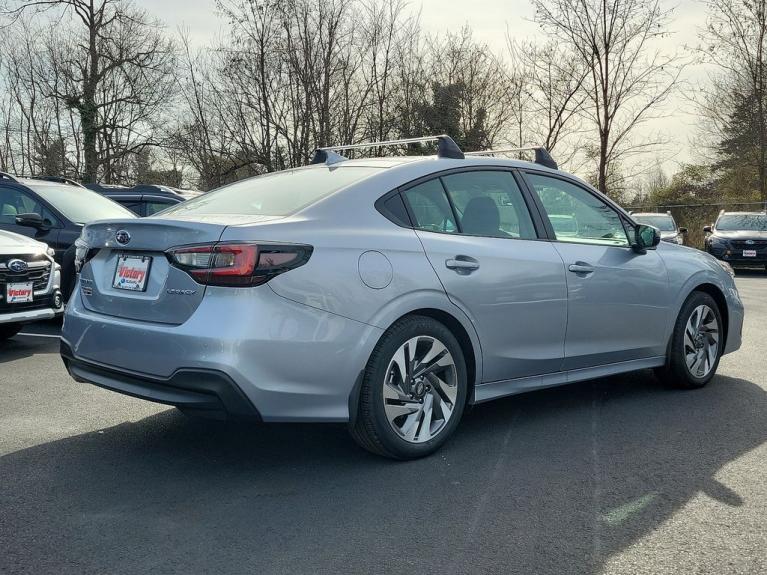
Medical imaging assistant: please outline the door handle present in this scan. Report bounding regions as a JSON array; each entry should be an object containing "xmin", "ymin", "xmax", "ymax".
[
  {"xmin": 568, "ymin": 263, "xmax": 594, "ymax": 274},
  {"xmin": 446, "ymin": 258, "xmax": 480, "ymax": 272}
]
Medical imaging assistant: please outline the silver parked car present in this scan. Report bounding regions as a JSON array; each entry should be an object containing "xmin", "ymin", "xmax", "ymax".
[
  {"xmin": 61, "ymin": 136, "xmax": 744, "ymax": 459},
  {"xmin": 632, "ymin": 211, "xmax": 687, "ymax": 244}
]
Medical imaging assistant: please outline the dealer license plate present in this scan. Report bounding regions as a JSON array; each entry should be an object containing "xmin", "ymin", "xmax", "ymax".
[
  {"xmin": 6, "ymin": 282, "xmax": 33, "ymax": 303},
  {"xmin": 743, "ymin": 249, "xmax": 757, "ymax": 257},
  {"xmin": 113, "ymin": 255, "xmax": 152, "ymax": 292}
]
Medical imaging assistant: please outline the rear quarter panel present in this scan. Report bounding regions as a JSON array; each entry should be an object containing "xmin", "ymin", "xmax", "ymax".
[{"xmin": 218, "ymin": 192, "xmax": 485, "ymax": 384}]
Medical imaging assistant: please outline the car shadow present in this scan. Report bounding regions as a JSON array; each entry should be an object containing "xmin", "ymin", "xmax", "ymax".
[
  {"xmin": 0, "ymin": 337, "xmax": 55, "ymax": 363},
  {"xmin": 1, "ymin": 371, "xmax": 765, "ymax": 575}
]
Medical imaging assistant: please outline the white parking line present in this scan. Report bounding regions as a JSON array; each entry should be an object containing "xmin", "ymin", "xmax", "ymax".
[{"xmin": 17, "ymin": 333, "xmax": 61, "ymax": 339}]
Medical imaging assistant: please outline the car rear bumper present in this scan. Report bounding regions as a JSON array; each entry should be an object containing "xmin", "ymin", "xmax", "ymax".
[
  {"xmin": 60, "ymin": 285, "xmax": 383, "ymax": 422},
  {"xmin": 61, "ymin": 341, "xmax": 261, "ymax": 420}
]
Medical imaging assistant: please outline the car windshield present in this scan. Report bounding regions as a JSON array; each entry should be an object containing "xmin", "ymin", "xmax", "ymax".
[
  {"xmin": 716, "ymin": 213, "xmax": 767, "ymax": 231},
  {"xmin": 28, "ymin": 183, "xmax": 135, "ymax": 224},
  {"xmin": 633, "ymin": 214, "xmax": 676, "ymax": 231},
  {"xmin": 161, "ymin": 166, "xmax": 382, "ymax": 217}
]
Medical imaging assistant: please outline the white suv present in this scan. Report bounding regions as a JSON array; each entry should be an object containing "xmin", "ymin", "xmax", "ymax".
[{"xmin": 0, "ymin": 229, "xmax": 63, "ymax": 341}]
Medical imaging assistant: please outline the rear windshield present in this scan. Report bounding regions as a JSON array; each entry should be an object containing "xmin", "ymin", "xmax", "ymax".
[
  {"xmin": 28, "ymin": 183, "xmax": 135, "ymax": 224},
  {"xmin": 633, "ymin": 214, "xmax": 676, "ymax": 231},
  {"xmin": 716, "ymin": 214, "xmax": 767, "ymax": 231},
  {"xmin": 160, "ymin": 166, "xmax": 382, "ymax": 218}
]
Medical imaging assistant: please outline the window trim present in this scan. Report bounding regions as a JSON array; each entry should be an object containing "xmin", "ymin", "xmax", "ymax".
[
  {"xmin": 374, "ymin": 191, "xmax": 413, "ymax": 227},
  {"xmin": 518, "ymin": 169, "xmax": 635, "ymax": 248},
  {"xmin": 380, "ymin": 166, "xmax": 549, "ymax": 241}
]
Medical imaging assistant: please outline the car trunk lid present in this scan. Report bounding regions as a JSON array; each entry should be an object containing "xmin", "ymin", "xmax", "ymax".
[{"xmin": 77, "ymin": 218, "xmax": 231, "ymax": 325}]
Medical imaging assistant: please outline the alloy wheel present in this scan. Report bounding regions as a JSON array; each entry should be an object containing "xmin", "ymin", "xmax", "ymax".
[
  {"xmin": 382, "ymin": 335, "xmax": 458, "ymax": 443},
  {"xmin": 684, "ymin": 304, "xmax": 719, "ymax": 378}
]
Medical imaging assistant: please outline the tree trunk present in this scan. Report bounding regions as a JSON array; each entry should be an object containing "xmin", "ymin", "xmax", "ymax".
[
  {"xmin": 598, "ymin": 137, "xmax": 608, "ymax": 195},
  {"xmin": 81, "ymin": 8, "xmax": 99, "ymax": 183},
  {"xmin": 80, "ymin": 96, "xmax": 98, "ymax": 183}
]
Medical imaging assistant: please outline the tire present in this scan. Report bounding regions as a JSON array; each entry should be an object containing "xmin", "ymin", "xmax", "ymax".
[
  {"xmin": 0, "ymin": 323, "xmax": 22, "ymax": 341},
  {"xmin": 656, "ymin": 291, "xmax": 723, "ymax": 389},
  {"xmin": 349, "ymin": 315, "xmax": 468, "ymax": 460}
]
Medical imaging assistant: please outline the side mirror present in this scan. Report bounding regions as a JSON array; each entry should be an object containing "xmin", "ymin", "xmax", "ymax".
[
  {"xmin": 703, "ymin": 225, "xmax": 712, "ymax": 234},
  {"xmin": 632, "ymin": 224, "xmax": 661, "ymax": 254},
  {"xmin": 679, "ymin": 227, "xmax": 688, "ymax": 234},
  {"xmin": 15, "ymin": 212, "xmax": 45, "ymax": 229}
]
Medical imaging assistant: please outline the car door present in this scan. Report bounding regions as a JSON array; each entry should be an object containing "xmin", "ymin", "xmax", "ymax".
[
  {"xmin": 0, "ymin": 185, "xmax": 62, "ymax": 249},
  {"xmin": 522, "ymin": 171, "xmax": 671, "ymax": 371},
  {"xmin": 401, "ymin": 169, "xmax": 568, "ymax": 382}
]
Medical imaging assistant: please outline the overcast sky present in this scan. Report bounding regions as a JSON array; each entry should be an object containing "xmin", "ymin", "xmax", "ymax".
[{"xmin": 139, "ymin": 0, "xmax": 710, "ymax": 179}]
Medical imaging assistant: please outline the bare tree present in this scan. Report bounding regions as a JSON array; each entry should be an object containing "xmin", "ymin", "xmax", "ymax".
[
  {"xmin": 422, "ymin": 27, "xmax": 516, "ymax": 151},
  {"xmin": 0, "ymin": 18, "xmax": 80, "ymax": 176},
  {"xmin": 700, "ymin": 0, "xmax": 767, "ymax": 204},
  {"xmin": 2, "ymin": 0, "xmax": 177, "ymax": 183},
  {"xmin": 507, "ymin": 40, "xmax": 588, "ymax": 164},
  {"xmin": 532, "ymin": 0, "xmax": 682, "ymax": 197}
]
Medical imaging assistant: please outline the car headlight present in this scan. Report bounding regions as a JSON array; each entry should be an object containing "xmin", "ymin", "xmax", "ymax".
[
  {"xmin": 708, "ymin": 236, "xmax": 728, "ymax": 247},
  {"xmin": 715, "ymin": 260, "xmax": 735, "ymax": 277},
  {"xmin": 46, "ymin": 247, "xmax": 56, "ymax": 257}
]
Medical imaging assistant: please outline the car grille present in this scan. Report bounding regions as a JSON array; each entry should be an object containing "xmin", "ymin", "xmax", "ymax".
[
  {"xmin": 0, "ymin": 254, "xmax": 52, "ymax": 297},
  {"xmin": 730, "ymin": 239, "xmax": 767, "ymax": 249}
]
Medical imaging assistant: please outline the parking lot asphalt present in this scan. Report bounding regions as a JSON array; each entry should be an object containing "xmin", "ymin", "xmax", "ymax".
[{"xmin": 1, "ymin": 274, "xmax": 766, "ymax": 575}]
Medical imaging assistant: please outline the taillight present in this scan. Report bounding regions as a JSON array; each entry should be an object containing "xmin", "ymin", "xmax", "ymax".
[
  {"xmin": 74, "ymin": 237, "xmax": 99, "ymax": 272},
  {"xmin": 166, "ymin": 242, "xmax": 313, "ymax": 287}
]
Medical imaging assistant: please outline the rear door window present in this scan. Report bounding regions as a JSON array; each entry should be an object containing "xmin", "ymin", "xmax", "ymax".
[
  {"xmin": 402, "ymin": 179, "xmax": 458, "ymax": 233},
  {"xmin": 441, "ymin": 171, "xmax": 536, "ymax": 239}
]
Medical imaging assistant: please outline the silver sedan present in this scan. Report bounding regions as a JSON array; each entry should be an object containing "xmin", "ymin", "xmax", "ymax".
[{"xmin": 61, "ymin": 137, "xmax": 743, "ymax": 459}]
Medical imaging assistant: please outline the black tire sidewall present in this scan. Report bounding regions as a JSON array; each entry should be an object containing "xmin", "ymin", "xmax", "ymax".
[
  {"xmin": 670, "ymin": 292, "xmax": 723, "ymax": 388},
  {"xmin": 364, "ymin": 316, "xmax": 468, "ymax": 459}
]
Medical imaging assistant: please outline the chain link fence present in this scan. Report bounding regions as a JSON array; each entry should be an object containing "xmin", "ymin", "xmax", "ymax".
[{"xmin": 627, "ymin": 202, "xmax": 767, "ymax": 249}]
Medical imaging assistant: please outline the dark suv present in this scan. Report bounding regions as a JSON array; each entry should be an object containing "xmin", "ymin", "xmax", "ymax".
[
  {"xmin": 704, "ymin": 211, "xmax": 767, "ymax": 268},
  {"xmin": 0, "ymin": 173, "xmax": 135, "ymax": 298},
  {"xmin": 84, "ymin": 183, "xmax": 189, "ymax": 216}
]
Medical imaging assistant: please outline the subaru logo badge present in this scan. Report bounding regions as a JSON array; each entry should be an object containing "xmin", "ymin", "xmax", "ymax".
[
  {"xmin": 7, "ymin": 259, "xmax": 27, "ymax": 273},
  {"xmin": 745, "ymin": 239, "xmax": 755, "ymax": 245},
  {"xmin": 115, "ymin": 230, "xmax": 131, "ymax": 245}
]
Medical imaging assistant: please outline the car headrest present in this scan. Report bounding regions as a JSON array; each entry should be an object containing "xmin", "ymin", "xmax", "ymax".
[{"xmin": 462, "ymin": 196, "xmax": 500, "ymax": 235}]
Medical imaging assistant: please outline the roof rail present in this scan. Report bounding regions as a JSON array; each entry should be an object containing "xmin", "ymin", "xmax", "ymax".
[
  {"xmin": 32, "ymin": 175, "xmax": 85, "ymax": 188},
  {"xmin": 464, "ymin": 147, "xmax": 558, "ymax": 170},
  {"xmin": 0, "ymin": 171, "xmax": 18, "ymax": 182},
  {"xmin": 310, "ymin": 135, "xmax": 465, "ymax": 165}
]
